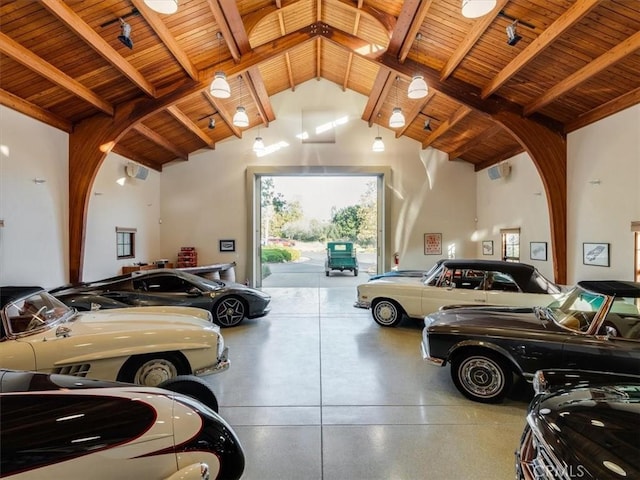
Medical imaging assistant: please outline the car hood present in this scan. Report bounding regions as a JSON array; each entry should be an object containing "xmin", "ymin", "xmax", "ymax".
[
  {"xmin": 425, "ymin": 306, "xmax": 560, "ymax": 333},
  {"xmin": 529, "ymin": 387, "xmax": 640, "ymax": 478}
]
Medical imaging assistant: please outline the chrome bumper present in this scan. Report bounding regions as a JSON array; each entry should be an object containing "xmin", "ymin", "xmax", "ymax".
[
  {"xmin": 420, "ymin": 340, "xmax": 444, "ymax": 366},
  {"xmin": 353, "ymin": 300, "xmax": 371, "ymax": 309},
  {"xmin": 195, "ymin": 347, "xmax": 230, "ymax": 376}
]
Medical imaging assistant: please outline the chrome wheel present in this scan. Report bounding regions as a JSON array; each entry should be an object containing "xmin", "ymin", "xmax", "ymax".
[
  {"xmin": 372, "ymin": 299, "xmax": 402, "ymax": 327},
  {"xmin": 133, "ymin": 358, "xmax": 178, "ymax": 387},
  {"xmin": 215, "ymin": 297, "xmax": 246, "ymax": 327},
  {"xmin": 452, "ymin": 352, "xmax": 511, "ymax": 403}
]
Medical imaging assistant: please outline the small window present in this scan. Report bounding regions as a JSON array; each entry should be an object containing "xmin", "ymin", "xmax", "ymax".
[
  {"xmin": 501, "ymin": 228, "xmax": 520, "ymax": 262},
  {"xmin": 116, "ymin": 227, "xmax": 136, "ymax": 259}
]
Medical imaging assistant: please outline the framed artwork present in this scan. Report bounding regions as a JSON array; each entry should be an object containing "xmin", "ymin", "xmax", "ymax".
[
  {"xmin": 482, "ymin": 240, "xmax": 493, "ymax": 256},
  {"xmin": 530, "ymin": 242, "xmax": 547, "ymax": 261},
  {"xmin": 219, "ymin": 239, "xmax": 236, "ymax": 252},
  {"xmin": 583, "ymin": 242, "xmax": 609, "ymax": 267},
  {"xmin": 424, "ymin": 233, "xmax": 442, "ymax": 255}
]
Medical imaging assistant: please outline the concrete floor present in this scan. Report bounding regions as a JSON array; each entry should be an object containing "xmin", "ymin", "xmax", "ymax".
[{"xmin": 206, "ymin": 272, "xmax": 530, "ymax": 480}]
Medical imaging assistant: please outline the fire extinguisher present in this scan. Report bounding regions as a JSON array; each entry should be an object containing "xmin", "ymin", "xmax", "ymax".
[{"xmin": 393, "ymin": 252, "xmax": 399, "ymax": 267}]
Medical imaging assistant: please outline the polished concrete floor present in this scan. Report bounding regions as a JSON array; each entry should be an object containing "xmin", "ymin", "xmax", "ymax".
[{"xmin": 206, "ymin": 274, "xmax": 530, "ymax": 480}]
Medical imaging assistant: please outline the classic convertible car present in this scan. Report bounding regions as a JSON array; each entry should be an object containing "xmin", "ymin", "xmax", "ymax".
[
  {"xmin": 516, "ymin": 369, "xmax": 640, "ymax": 479},
  {"xmin": 1, "ymin": 286, "xmax": 229, "ymax": 386},
  {"xmin": 421, "ymin": 280, "xmax": 640, "ymax": 403},
  {"xmin": 0, "ymin": 369, "xmax": 245, "ymax": 479},
  {"xmin": 356, "ymin": 259, "xmax": 561, "ymax": 327},
  {"xmin": 51, "ymin": 269, "xmax": 271, "ymax": 327}
]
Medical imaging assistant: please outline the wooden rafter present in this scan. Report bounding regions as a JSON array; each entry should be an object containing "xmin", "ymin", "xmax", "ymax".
[
  {"xmin": 0, "ymin": 32, "xmax": 114, "ymax": 116},
  {"xmin": 40, "ymin": 0, "xmax": 157, "ymax": 97},
  {"xmin": 133, "ymin": 123, "xmax": 188, "ymax": 160},
  {"xmin": 0, "ymin": 88, "xmax": 72, "ymax": 132},
  {"xmin": 566, "ymin": 87, "xmax": 640, "ymax": 133},
  {"xmin": 474, "ymin": 144, "xmax": 525, "ymax": 171},
  {"xmin": 481, "ymin": 0, "xmax": 603, "ymax": 99},
  {"xmin": 245, "ymin": 68, "xmax": 275, "ymax": 125},
  {"xmin": 112, "ymin": 144, "xmax": 159, "ymax": 171},
  {"xmin": 421, "ymin": 105, "xmax": 471, "ymax": 149},
  {"xmin": 202, "ymin": 91, "xmax": 242, "ymax": 138},
  {"xmin": 361, "ymin": 68, "xmax": 393, "ymax": 126},
  {"xmin": 395, "ymin": 0, "xmax": 433, "ymax": 63},
  {"xmin": 206, "ymin": 0, "xmax": 242, "ymax": 61},
  {"xmin": 342, "ymin": 52, "xmax": 354, "ymax": 91},
  {"xmin": 166, "ymin": 105, "xmax": 215, "ymax": 148},
  {"xmin": 448, "ymin": 123, "xmax": 504, "ymax": 160},
  {"xmin": 524, "ymin": 30, "xmax": 640, "ymax": 116},
  {"xmin": 395, "ymin": 90, "xmax": 436, "ymax": 138}
]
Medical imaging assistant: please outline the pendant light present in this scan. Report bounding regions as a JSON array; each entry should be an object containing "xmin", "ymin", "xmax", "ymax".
[
  {"xmin": 388, "ymin": 77, "xmax": 405, "ymax": 128},
  {"xmin": 233, "ymin": 76, "xmax": 249, "ymax": 128},
  {"xmin": 372, "ymin": 123, "xmax": 384, "ymax": 152},
  {"xmin": 407, "ymin": 34, "xmax": 428, "ymax": 99},
  {"xmin": 461, "ymin": 0, "xmax": 496, "ymax": 18},
  {"xmin": 253, "ymin": 116, "xmax": 265, "ymax": 153},
  {"xmin": 144, "ymin": 0, "xmax": 178, "ymax": 14},
  {"xmin": 210, "ymin": 32, "xmax": 231, "ymax": 98}
]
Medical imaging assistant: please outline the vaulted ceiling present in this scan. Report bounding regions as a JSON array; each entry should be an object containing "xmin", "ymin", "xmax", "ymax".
[{"xmin": 2, "ymin": 0, "xmax": 639, "ymax": 173}]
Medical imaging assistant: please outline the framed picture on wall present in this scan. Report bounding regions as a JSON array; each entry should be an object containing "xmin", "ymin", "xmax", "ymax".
[
  {"xmin": 530, "ymin": 242, "xmax": 547, "ymax": 261},
  {"xmin": 482, "ymin": 240, "xmax": 493, "ymax": 256},
  {"xmin": 219, "ymin": 239, "xmax": 236, "ymax": 252},
  {"xmin": 424, "ymin": 233, "xmax": 442, "ymax": 255},
  {"xmin": 583, "ymin": 242, "xmax": 609, "ymax": 267}
]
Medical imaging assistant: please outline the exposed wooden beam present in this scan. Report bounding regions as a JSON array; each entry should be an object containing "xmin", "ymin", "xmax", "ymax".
[
  {"xmin": 421, "ymin": 105, "xmax": 471, "ymax": 149},
  {"xmin": 0, "ymin": 32, "xmax": 113, "ymax": 115},
  {"xmin": 40, "ymin": 0, "xmax": 157, "ymax": 97},
  {"xmin": 244, "ymin": 69, "xmax": 275, "ymax": 125},
  {"xmin": 133, "ymin": 123, "xmax": 189, "ymax": 160},
  {"xmin": 524, "ymin": 30, "xmax": 640, "ymax": 116},
  {"xmin": 285, "ymin": 53, "xmax": 296, "ymax": 91},
  {"xmin": 316, "ymin": 37, "xmax": 322, "ymax": 79},
  {"xmin": 166, "ymin": 105, "xmax": 215, "ymax": 148},
  {"xmin": 474, "ymin": 144, "xmax": 525, "ymax": 171},
  {"xmin": 387, "ymin": 0, "xmax": 422, "ymax": 58},
  {"xmin": 481, "ymin": 0, "xmax": 603, "ymax": 99},
  {"xmin": 131, "ymin": 0, "xmax": 198, "ymax": 80},
  {"xmin": 395, "ymin": 0, "xmax": 433, "ymax": 63},
  {"xmin": 207, "ymin": 0, "xmax": 242, "ymax": 60},
  {"xmin": 395, "ymin": 90, "xmax": 436, "ymax": 138},
  {"xmin": 440, "ymin": 0, "xmax": 508, "ymax": 81},
  {"xmin": 342, "ymin": 52, "xmax": 354, "ymax": 91},
  {"xmin": 361, "ymin": 68, "xmax": 393, "ymax": 126},
  {"xmin": 202, "ymin": 91, "xmax": 242, "ymax": 138},
  {"xmin": 0, "ymin": 88, "xmax": 72, "ymax": 133},
  {"xmin": 111, "ymin": 144, "xmax": 161, "ymax": 171},
  {"xmin": 219, "ymin": 0, "xmax": 252, "ymax": 54},
  {"xmin": 566, "ymin": 87, "xmax": 640, "ymax": 133},
  {"xmin": 448, "ymin": 123, "xmax": 504, "ymax": 160}
]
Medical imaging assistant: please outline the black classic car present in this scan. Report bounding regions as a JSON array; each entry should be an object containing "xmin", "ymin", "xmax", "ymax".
[
  {"xmin": 0, "ymin": 369, "xmax": 244, "ymax": 479},
  {"xmin": 51, "ymin": 269, "xmax": 271, "ymax": 327},
  {"xmin": 421, "ymin": 280, "xmax": 640, "ymax": 403},
  {"xmin": 516, "ymin": 369, "xmax": 640, "ymax": 479}
]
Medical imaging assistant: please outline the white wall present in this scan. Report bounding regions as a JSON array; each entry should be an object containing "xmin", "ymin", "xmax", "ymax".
[
  {"xmin": 475, "ymin": 152, "xmax": 553, "ymax": 279},
  {"xmin": 160, "ymin": 80, "xmax": 477, "ymax": 282},
  {"xmin": 0, "ymin": 107, "xmax": 69, "ymax": 288},
  {"xmin": 567, "ymin": 104, "xmax": 640, "ymax": 283},
  {"xmin": 82, "ymin": 153, "xmax": 161, "ymax": 281}
]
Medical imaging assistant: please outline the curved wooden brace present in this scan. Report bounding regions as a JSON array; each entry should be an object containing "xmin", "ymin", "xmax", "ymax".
[{"xmin": 492, "ymin": 111, "xmax": 567, "ymax": 284}]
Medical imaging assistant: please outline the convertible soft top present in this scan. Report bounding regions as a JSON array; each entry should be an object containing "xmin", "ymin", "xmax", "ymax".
[
  {"xmin": 0, "ymin": 287, "xmax": 43, "ymax": 309},
  {"xmin": 578, "ymin": 280, "xmax": 640, "ymax": 298}
]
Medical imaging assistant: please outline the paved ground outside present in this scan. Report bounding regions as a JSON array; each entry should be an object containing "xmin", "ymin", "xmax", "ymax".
[{"xmin": 261, "ymin": 241, "xmax": 377, "ymax": 288}]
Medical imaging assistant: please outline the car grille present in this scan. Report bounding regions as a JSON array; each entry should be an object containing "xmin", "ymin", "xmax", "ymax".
[
  {"xmin": 517, "ymin": 425, "xmax": 568, "ymax": 480},
  {"xmin": 55, "ymin": 364, "xmax": 91, "ymax": 377}
]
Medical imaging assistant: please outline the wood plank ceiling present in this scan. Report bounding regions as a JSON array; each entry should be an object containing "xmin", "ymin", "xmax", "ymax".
[{"xmin": 2, "ymin": 0, "xmax": 638, "ymax": 172}]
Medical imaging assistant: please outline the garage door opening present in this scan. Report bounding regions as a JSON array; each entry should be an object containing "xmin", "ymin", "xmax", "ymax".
[{"xmin": 252, "ymin": 173, "xmax": 384, "ymax": 288}]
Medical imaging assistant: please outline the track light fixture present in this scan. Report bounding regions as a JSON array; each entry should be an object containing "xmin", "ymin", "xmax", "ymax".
[
  {"xmin": 408, "ymin": 33, "xmax": 428, "ymax": 99},
  {"xmin": 423, "ymin": 118, "xmax": 432, "ymax": 132},
  {"xmin": 143, "ymin": 0, "xmax": 178, "ymax": 14},
  {"xmin": 210, "ymin": 32, "xmax": 231, "ymax": 98},
  {"xmin": 389, "ymin": 77, "xmax": 405, "ymax": 128},
  {"xmin": 506, "ymin": 20, "xmax": 522, "ymax": 46},
  {"xmin": 117, "ymin": 19, "xmax": 133, "ymax": 49},
  {"xmin": 461, "ymin": 0, "xmax": 497, "ymax": 18},
  {"xmin": 208, "ymin": 117, "xmax": 216, "ymax": 129}
]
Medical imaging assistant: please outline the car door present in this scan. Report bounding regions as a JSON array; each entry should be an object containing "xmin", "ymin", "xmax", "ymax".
[
  {"xmin": 0, "ymin": 338, "xmax": 36, "ymax": 371},
  {"xmin": 126, "ymin": 274, "xmax": 211, "ymax": 309},
  {"xmin": 420, "ymin": 267, "xmax": 488, "ymax": 315},
  {"xmin": 561, "ymin": 335, "xmax": 640, "ymax": 376}
]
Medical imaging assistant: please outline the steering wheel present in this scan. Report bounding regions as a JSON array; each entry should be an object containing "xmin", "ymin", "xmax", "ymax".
[{"xmin": 26, "ymin": 306, "xmax": 47, "ymax": 330}]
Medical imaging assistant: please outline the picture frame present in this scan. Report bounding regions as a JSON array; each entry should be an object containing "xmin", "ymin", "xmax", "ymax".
[
  {"xmin": 530, "ymin": 242, "xmax": 547, "ymax": 261},
  {"xmin": 424, "ymin": 233, "xmax": 442, "ymax": 255},
  {"xmin": 219, "ymin": 239, "xmax": 236, "ymax": 252},
  {"xmin": 583, "ymin": 242, "xmax": 610, "ymax": 267},
  {"xmin": 482, "ymin": 240, "xmax": 493, "ymax": 256}
]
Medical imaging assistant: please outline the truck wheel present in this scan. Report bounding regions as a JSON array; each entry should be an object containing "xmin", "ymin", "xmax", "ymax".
[{"xmin": 451, "ymin": 350, "xmax": 512, "ymax": 403}]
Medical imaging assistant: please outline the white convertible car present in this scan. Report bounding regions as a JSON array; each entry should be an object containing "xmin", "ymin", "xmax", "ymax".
[
  {"xmin": 0, "ymin": 286, "xmax": 229, "ymax": 386},
  {"xmin": 355, "ymin": 259, "xmax": 562, "ymax": 327},
  {"xmin": 0, "ymin": 369, "xmax": 244, "ymax": 479}
]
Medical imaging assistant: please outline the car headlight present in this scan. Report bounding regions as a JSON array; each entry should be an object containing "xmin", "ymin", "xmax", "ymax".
[{"xmin": 533, "ymin": 370, "xmax": 549, "ymax": 395}]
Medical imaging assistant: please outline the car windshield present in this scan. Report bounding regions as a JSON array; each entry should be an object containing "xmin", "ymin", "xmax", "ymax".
[
  {"xmin": 546, "ymin": 285, "xmax": 607, "ymax": 332},
  {"xmin": 4, "ymin": 291, "xmax": 73, "ymax": 335}
]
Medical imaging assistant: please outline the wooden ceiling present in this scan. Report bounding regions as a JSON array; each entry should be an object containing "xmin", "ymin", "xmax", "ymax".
[{"xmin": 1, "ymin": 0, "xmax": 639, "ymax": 172}]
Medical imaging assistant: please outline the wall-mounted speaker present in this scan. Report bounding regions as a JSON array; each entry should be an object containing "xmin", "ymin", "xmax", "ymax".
[
  {"xmin": 126, "ymin": 164, "xmax": 149, "ymax": 180},
  {"xmin": 487, "ymin": 162, "xmax": 511, "ymax": 180}
]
